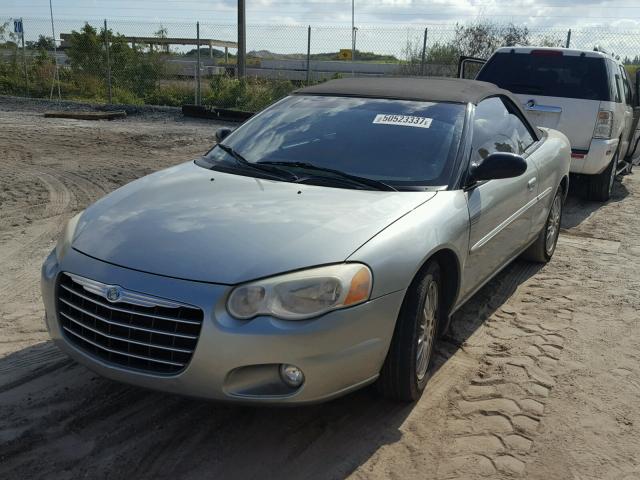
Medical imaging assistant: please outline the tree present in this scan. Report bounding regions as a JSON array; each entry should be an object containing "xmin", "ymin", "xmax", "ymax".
[
  {"xmin": 67, "ymin": 24, "xmax": 103, "ymax": 76},
  {"xmin": 66, "ymin": 23, "xmax": 165, "ymax": 99},
  {"xmin": 453, "ymin": 21, "xmax": 529, "ymax": 59},
  {"xmin": 26, "ymin": 35, "xmax": 55, "ymax": 50},
  {"xmin": 623, "ymin": 55, "xmax": 640, "ymax": 65},
  {"xmin": 536, "ymin": 35, "xmax": 564, "ymax": 48},
  {"xmin": 399, "ymin": 21, "xmax": 532, "ymax": 77},
  {"xmin": 0, "ymin": 20, "xmax": 19, "ymax": 48},
  {"xmin": 154, "ymin": 25, "xmax": 169, "ymax": 53}
]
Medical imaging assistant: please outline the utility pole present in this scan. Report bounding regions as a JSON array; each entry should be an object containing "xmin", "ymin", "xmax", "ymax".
[
  {"xmin": 49, "ymin": 0, "xmax": 61, "ymax": 100},
  {"xmin": 306, "ymin": 26, "xmax": 311, "ymax": 85},
  {"xmin": 566, "ymin": 29, "xmax": 572, "ymax": 49},
  {"xmin": 237, "ymin": 0, "xmax": 246, "ymax": 79},
  {"xmin": 20, "ymin": 18, "xmax": 28, "ymax": 96}
]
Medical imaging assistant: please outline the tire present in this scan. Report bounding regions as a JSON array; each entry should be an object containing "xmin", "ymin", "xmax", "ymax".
[
  {"xmin": 522, "ymin": 187, "xmax": 563, "ymax": 263},
  {"xmin": 587, "ymin": 147, "xmax": 619, "ymax": 202},
  {"xmin": 377, "ymin": 261, "xmax": 443, "ymax": 402}
]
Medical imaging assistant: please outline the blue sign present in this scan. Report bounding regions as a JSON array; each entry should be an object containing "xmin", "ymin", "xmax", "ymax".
[{"xmin": 14, "ymin": 19, "xmax": 23, "ymax": 34}]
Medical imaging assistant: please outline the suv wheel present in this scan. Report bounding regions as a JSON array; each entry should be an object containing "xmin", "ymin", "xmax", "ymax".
[{"xmin": 588, "ymin": 147, "xmax": 619, "ymax": 202}]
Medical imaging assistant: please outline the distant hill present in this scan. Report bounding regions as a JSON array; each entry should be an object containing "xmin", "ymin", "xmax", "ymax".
[
  {"xmin": 248, "ymin": 49, "xmax": 400, "ymax": 63},
  {"xmin": 182, "ymin": 48, "xmax": 399, "ymax": 63}
]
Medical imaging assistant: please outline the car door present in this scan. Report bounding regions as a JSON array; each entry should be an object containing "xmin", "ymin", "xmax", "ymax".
[
  {"xmin": 460, "ymin": 96, "xmax": 540, "ymax": 299},
  {"xmin": 618, "ymin": 64, "xmax": 635, "ymax": 158}
]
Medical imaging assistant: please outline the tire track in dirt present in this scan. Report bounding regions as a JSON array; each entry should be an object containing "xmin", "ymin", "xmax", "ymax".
[
  {"xmin": 432, "ymin": 236, "xmax": 616, "ymax": 479},
  {"xmin": 0, "ymin": 168, "xmax": 72, "ymax": 295}
]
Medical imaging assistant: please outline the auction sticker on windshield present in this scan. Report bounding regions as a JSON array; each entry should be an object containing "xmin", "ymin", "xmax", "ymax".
[{"xmin": 373, "ymin": 114, "xmax": 433, "ymax": 129}]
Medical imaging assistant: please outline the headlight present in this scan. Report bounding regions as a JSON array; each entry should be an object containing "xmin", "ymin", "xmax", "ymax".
[
  {"xmin": 55, "ymin": 212, "xmax": 83, "ymax": 261},
  {"xmin": 227, "ymin": 263, "xmax": 373, "ymax": 320}
]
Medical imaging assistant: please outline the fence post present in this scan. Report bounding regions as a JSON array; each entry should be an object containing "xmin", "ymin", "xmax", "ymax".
[
  {"xmin": 352, "ymin": 27, "xmax": 358, "ymax": 77},
  {"xmin": 566, "ymin": 29, "xmax": 572, "ymax": 49},
  {"xmin": 196, "ymin": 21, "xmax": 201, "ymax": 106},
  {"xmin": 306, "ymin": 26, "xmax": 311, "ymax": 85},
  {"xmin": 21, "ymin": 17, "xmax": 28, "ymax": 96},
  {"xmin": 420, "ymin": 27, "xmax": 428, "ymax": 76},
  {"xmin": 104, "ymin": 19, "xmax": 113, "ymax": 104}
]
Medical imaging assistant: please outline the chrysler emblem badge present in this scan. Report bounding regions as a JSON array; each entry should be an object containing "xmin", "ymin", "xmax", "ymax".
[{"xmin": 106, "ymin": 286, "xmax": 121, "ymax": 302}]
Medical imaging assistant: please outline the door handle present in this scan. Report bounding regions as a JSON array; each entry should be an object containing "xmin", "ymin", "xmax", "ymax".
[{"xmin": 527, "ymin": 178, "xmax": 537, "ymax": 191}]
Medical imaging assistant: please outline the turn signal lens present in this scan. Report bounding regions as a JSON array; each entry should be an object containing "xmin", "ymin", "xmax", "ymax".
[
  {"xmin": 593, "ymin": 110, "xmax": 614, "ymax": 139},
  {"xmin": 344, "ymin": 267, "xmax": 373, "ymax": 306}
]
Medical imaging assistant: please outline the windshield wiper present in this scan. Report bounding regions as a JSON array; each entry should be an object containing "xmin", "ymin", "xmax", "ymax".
[
  {"xmin": 216, "ymin": 144, "xmax": 298, "ymax": 181},
  {"xmin": 257, "ymin": 161, "xmax": 397, "ymax": 192}
]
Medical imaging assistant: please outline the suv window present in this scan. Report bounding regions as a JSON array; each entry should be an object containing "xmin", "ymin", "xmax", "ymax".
[
  {"xmin": 471, "ymin": 97, "xmax": 535, "ymax": 163},
  {"xmin": 608, "ymin": 60, "xmax": 622, "ymax": 103},
  {"xmin": 477, "ymin": 52, "xmax": 611, "ymax": 101},
  {"xmin": 619, "ymin": 65, "xmax": 633, "ymax": 105}
]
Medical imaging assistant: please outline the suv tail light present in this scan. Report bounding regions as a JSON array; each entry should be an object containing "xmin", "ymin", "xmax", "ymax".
[{"xmin": 593, "ymin": 110, "xmax": 614, "ymax": 139}]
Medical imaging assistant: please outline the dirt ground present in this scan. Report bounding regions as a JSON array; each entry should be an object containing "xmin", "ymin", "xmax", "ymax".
[{"xmin": 0, "ymin": 98, "xmax": 638, "ymax": 480}]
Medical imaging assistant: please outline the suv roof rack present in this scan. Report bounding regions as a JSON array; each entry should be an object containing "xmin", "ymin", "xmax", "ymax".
[{"xmin": 593, "ymin": 46, "xmax": 621, "ymax": 61}]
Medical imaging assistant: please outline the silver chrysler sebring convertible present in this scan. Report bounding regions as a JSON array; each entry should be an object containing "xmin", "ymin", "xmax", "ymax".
[{"xmin": 41, "ymin": 78, "xmax": 570, "ymax": 404}]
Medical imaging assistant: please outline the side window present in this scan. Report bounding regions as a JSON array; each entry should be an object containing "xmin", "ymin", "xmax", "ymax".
[
  {"xmin": 503, "ymin": 99, "xmax": 536, "ymax": 154},
  {"xmin": 472, "ymin": 97, "xmax": 534, "ymax": 164},
  {"xmin": 619, "ymin": 65, "xmax": 633, "ymax": 106},
  {"xmin": 609, "ymin": 60, "xmax": 622, "ymax": 103}
]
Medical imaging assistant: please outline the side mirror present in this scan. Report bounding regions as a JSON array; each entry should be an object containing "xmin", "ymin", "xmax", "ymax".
[
  {"xmin": 215, "ymin": 127, "xmax": 233, "ymax": 143},
  {"xmin": 469, "ymin": 152, "xmax": 527, "ymax": 183}
]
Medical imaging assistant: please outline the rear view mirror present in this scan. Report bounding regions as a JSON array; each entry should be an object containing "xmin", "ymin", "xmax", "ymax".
[
  {"xmin": 470, "ymin": 152, "xmax": 527, "ymax": 182},
  {"xmin": 215, "ymin": 127, "xmax": 233, "ymax": 143}
]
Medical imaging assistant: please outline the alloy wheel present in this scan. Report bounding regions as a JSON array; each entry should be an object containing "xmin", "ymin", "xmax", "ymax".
[
  {"xmin": 545, "ymin": 194, "xmax": 562, "ymax": 256},
  {"xmin": 608, "ymin": 152, "xmax": 618, "ymax": 196},
  {"xmin": 416, "ymin": 278, "xmax": 438, "ymax": 381}
]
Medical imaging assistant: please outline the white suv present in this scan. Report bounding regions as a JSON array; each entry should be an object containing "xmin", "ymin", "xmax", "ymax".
[{"xmin": 469, "ymin": 47, "xmax": 640, "ymax": 201}]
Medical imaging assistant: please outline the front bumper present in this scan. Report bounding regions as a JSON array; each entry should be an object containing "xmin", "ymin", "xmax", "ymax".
[
  {"xmin": 41, "ymin": 248, "xmax": 405, "ymax": 404},
  {"xmin": 570, "ymin": 138, "xmax": 618, "ymax": 175}
]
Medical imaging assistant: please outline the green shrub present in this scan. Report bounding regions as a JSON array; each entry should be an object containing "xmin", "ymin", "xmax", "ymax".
[
  {"xmin": 111, "ymin": 86, "xmax": 143, "ymax": 105},
  {"xmin": 144, "ymin": 83, "xmax": 194, "ymax": 106},
  {"xmin": 204, "ymin": 75, "xmax": 296, "ymax": 111}
]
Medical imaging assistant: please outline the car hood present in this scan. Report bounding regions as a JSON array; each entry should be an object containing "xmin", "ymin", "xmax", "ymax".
[{"xmin": 72, "ymin": 161, "xmax": 436, "ymax": 284}]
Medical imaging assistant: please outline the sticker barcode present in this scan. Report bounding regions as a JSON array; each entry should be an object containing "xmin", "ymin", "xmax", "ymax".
[{"xmin": 373, "ymin": 114, "xmax": 433, "ymax": 129}]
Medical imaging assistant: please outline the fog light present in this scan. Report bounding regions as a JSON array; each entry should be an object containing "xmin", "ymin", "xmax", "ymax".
[{"xmin": 279, "ymin": 364, "xmax": 304, "ymax": 388}]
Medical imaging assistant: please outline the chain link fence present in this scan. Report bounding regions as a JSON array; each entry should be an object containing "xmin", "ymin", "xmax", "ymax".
[{"xmin": 1, "ymin": 17, "xmax": 640, "ymax": 110}]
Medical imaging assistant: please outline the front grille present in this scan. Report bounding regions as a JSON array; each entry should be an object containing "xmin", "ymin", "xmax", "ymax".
[{"xmin": 56, "ymin": 273, "xmax": 203, "ymax": 374}]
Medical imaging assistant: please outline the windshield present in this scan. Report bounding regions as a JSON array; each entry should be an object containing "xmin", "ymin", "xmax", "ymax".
[
  {"xmin": 477, "ymin": 52, "xmax": 610, "ymax": 101},
  {"xmin": 200, "ymin": 95, "xmax": 466, "ymax": 188}
]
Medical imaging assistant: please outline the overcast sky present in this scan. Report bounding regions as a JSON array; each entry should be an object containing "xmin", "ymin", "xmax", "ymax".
[{"xmin": 3, "ymin": 0, "xmax": 640, "ymax": 28}]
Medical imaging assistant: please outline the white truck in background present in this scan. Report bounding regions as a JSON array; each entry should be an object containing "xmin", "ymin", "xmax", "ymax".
[{"xmin": 461, "ymin": 47, "xmax": 640, "ymax": 201}]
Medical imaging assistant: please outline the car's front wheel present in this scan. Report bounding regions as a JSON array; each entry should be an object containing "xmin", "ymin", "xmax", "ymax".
[{"xmin": 377, "ymin": 261, "xmax": 442, "ymax": 402}]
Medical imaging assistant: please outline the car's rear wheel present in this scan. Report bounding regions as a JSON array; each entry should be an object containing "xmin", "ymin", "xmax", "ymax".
[
  {"xmin": 377, "ymin": 261, "xmax": 442, "ymax": 402},
  {"xmin": 522, "ymin": 187, "xmax": 563, "ymax": 263},
  {"xmin": 588, "ymin": 147, "xmax": 619, "ymax": 202}
]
